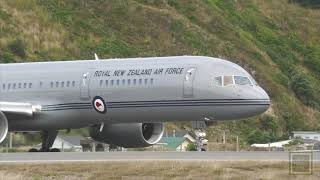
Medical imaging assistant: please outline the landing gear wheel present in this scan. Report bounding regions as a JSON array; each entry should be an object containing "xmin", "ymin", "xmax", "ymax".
[
  {"xmin": 50, "ymin": 148, "xmax": 61, "ymax": 152},
  {"xmin": 39, "ymin": 130, "xmax": 58, "ymax": 152},
  {"xmin": 28, "ymin": 148, "xmax": 38, "ymax": 152}
]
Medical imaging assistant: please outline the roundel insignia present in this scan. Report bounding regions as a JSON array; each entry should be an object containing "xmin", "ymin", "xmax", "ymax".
[{"xmin": 92, "ymin": 96, "xmax": 107, "ymax": 114}]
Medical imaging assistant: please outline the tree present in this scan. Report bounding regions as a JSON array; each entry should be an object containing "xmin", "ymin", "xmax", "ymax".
[{"xmin": 186, "ymin": 143, "xmax": 197, "ymax": 151}]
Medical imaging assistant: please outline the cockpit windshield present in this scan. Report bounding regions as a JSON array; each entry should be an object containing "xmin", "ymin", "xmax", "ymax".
[
  {"xmin": 213, "ymin": 76, "xmax": 222, "ymax": 86},
  {"xmin": 234, "ymin": 76, "xmax": 252, "ymax": 86},
  {"xmin": 213, "ymin": 75, "xmax": 253, "ymax": 87}
]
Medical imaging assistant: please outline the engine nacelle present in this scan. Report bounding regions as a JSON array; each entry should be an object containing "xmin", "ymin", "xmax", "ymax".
[
  {"xmin": 0, "ymin": 111, "xmax": 8, "ymax": 143},
  {"xmin": 90, "ymin": 123, "xmax": 164, "ymax": 148}
]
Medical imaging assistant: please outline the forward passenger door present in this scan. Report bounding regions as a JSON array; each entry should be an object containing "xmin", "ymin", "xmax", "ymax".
[{"xmin": 183, "ymin": 67, "xmax": 196, "ymax": 98}]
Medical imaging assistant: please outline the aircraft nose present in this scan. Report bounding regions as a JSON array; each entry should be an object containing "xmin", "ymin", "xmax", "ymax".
[
  {"xmin": 256, "ymin": 86, "xmax": 271, "ymax": 111},
  {"xmin": 258, "ymin": 86, "xmax": 270, "ymax": 100}
]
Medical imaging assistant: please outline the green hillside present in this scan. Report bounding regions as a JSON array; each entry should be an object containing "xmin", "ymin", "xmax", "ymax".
[{"xmin": 1, "ymin": 0, "xmax": 320, "ymax": 144}]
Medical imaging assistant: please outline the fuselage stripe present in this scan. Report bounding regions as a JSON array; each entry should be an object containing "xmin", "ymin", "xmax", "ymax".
[
  {"xmin": 42, "ymin": 99, "xmax": 270, "ymax": 108},
  {"xmin": 41, "ymin": 99, "xmax": 270, "ymax": 111}
]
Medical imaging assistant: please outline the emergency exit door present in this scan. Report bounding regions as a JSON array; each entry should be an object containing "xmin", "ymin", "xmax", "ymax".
[{"xmin": 183, "ymin": 67, "xmax": 196, "ymax": 97}]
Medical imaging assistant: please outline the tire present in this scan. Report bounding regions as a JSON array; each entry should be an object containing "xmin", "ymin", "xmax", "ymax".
[
  {"xmin": 50, "ymin": 148, "xmax": 61, "ymax": 152},
  {"xmin": 28, "ymin": 148, "xmax": 38, "ymax": 152}
]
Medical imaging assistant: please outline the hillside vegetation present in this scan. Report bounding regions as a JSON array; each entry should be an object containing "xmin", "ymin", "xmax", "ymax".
[{"xmin": 0, "ymin": 0, "xmax": 320, "ymax": 144}]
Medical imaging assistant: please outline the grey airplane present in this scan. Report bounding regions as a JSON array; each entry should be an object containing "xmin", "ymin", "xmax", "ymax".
[{"xmin": 0, "ymin": 56, "xmax": 270, "ymax": 151}]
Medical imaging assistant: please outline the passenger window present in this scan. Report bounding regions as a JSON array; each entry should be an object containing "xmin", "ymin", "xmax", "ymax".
[
  {"xmin": 223, "ymin": 76, "xmax": 233, "ymax": 86},
  {"xmin": 8, "ymin": 84, "xmax": 11, "ymax": 90},
  {"xmin": 18, "ymin": 83, "xmax": 21, "ymax": 89},
  {"xmin": 111, "ymin": 80, "xmax": 114, "ymax": 86},
  {"xmin": 61, "ymin": 82, "xmax": 65, "ymax": 88},
  {"xmin": 39, "ymin": 82, "xmax": 42, "ymax": 88},
  {"xmin": 133, "ymin": 79, "xmax": 137, "ymax": 85},
  {"xmin": 105, "ymin": 80, "xmax": 109, "ymax": 87},
  {"xmin": 67, "ymin": 81, "xmax": 70, "ymax": 87},
  {"xmin": 99, "ymin": 80, "xmax": 103, "ymax": 86},
  {"xmin": 213, "ymin": 76, "xmax": 222, "ymax": 86},
  {"xmin": 116, "ymin": 79, "xmax": 120, "ymax": 86},
  {"xmin": 56, "ymin": 82, "xmax": 59, "ymax": 88},
  {"xmin": 144, "ymin": 79, "xmax": 148, "ymax": 85},
  {"xmin": 150, "ymin": 78, "xmax": 154, "ymax": 85},
  {"xmin": 50, "ymin": 82, "xmax": 54, "ymax": 88},
  {"xmin": 23, "ymin": 83, "xmax": 27, "ymax": 88},
  {"xmin": 2, "ymin": 84, "xmax": 5, "ymax": 90},
  {"xmin": 122, "ymin": 79, "xmax": 126, "ymax": 85},
  {"xmin": 72, "ymin": 81, "xmax": 75, "ymax": 87},
  {"xmin": 234, "ymin": 76, "xmax": 252, "ymax": 86},
  {"xmin": 29, "ymin": 83, "xmax": 32, "ymax": 88},
  {"xmin": 128, "ymin": 79, "xmax": 131, "ymax": 85},
  {"xmin": 139, "ymin": 79, "xmax": 142, "ymax": 85}
]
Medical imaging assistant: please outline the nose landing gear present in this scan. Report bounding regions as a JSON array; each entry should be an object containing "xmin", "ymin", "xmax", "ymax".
[{"xmin": 192, "ymin": 120, "xmax": 212, "ymax": 151}]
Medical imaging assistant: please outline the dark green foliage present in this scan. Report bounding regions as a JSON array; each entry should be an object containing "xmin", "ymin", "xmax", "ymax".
[
  {"xmin": 186, "ymin": 143, "xmax": 197, "ymax": 151},
  {"xmin": 0, "ymin": 9, "xmax": 11, "ymax": 20},
  {"xmin": 304, "ymin": 46, "xmax": 320, "ymax": 74},
  {"xmin": 88, "ymin": 38, "xmax": 138, "ymax": 58},
  {"xmin": 247, "ymin": 129, "xmax": 272, "ymax": 144},
  {"xmin": 8, "ymin": 39, "xmax": 26, "ymax": 58},
  {"xmin": 286, "ymin": 137, "xmax": 304, "ymax": 146},
  {"xmin": 260, "ymin": 115, "xmax": 278, "ymax": 132},
  {"xmin": 289, "ymin": 68, "xmax": 317, "ymax": 107},
  {"xmin": 246, "ymin": 115, "xmax": 280, "ymax": 144},
  {"xmin": 0, "ymin": 50, "xmax": 15, "ymax": 63},
  {"xmin": 289, "ymin": 0, "xmax": 320, "ymax": 8}
]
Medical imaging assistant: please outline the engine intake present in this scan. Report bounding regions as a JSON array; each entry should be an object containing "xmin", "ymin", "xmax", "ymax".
[
  {"xmin": 90, "ymin": 123, "xmax": 164, "ymax": 148},
  {"xmin": 0, "ymin": 111, "xmax": 8, "ymax": 143}
]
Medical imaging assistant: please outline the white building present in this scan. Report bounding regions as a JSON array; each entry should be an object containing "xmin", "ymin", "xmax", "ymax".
[
  {"xmin": 292, "ymin": 131, "xmax": 320, "ymax": 141},
  {"xmin": 48, "ymin": 136, "xmax": 85, "ymax": 152},
  {"xmin": 251, "ymin": 140, "xmax": 292, "ymax": 148}
]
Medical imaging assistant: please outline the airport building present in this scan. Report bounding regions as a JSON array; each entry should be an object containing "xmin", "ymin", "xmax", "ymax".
[{"xmin": 292, "ymin": 131, "xmax": 320, "ymax": 141}]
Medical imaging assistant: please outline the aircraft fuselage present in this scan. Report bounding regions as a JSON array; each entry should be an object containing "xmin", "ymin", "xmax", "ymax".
[{"xmin": 0, "ymin": 56, "xmax": 270, "ymax": 131}]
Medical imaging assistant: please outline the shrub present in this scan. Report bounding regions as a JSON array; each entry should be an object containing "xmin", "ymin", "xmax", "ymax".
[
  {"xmin": 247, "ymin": 129, "xmax": 272, "ymax": 144},
  {"xmin": 0, "ymin": 51, "xmax": 15, "ymax": 63},
  {"xmin": 186, "ymin": 143, "xmax": 197, "ymax": 151},
  {"xmin": 289, "ymin": 69, "xmax": 315, "ymax": 106},
  {"xmin": 8, "ymin": 39, "xmax": 26, "ymax": 58},
  {"xmin": 304, "ymin": 46, "xmax": 320, "ymax": 74}
]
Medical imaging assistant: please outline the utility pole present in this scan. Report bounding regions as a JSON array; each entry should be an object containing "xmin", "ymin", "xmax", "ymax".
[
  {"xmin": 236, "ymin": 136, "xmax": 239, "ymax": 152},
  {"xmin": 223, "ymin": 131, "xmax": 226, "ymax": 144},
  {"xmin": 9, "ymin": 133, "xmax": 12, "ymax": 149}
]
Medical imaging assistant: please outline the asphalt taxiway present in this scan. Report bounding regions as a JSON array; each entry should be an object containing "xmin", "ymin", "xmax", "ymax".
[{"xmin": 0, "ymin": 151, "xmax": 319, "ymax": 163}]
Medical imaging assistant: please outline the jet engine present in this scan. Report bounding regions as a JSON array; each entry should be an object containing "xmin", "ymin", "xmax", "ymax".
[
  {"xmin": 0, "ymin": 111, "xmax": 8, "ymax": 143},
  {"xmin": 90, "ymin": 123, "xmax": 164, "ymax": 148}
]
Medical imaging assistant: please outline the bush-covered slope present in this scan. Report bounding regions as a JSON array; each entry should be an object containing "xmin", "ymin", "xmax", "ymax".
[{"xmin": 0, "ymin": 0, "xmax": 320, "ymax": 143}]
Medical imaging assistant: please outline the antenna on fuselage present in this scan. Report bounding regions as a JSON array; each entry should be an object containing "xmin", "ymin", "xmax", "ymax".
[{"xmin": 94, "ymin": 53, "xmax": 100, "ymax": 60}]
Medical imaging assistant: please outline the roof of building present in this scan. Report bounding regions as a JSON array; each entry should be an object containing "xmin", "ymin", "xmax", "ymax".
[
  {"xmin": 165, "ymin": 130, "xmax": 196, "ymax": 139},
  {"xmin": 159, "ymin": 137, "xmax": 188, "ymax": 149},
  {"xmin": 292, "ymin": 131, "xmax": 320, "ymax": 134},
  {"xmin": 251, "ymin": 140, "xmax": 292, "ymax": 148}
]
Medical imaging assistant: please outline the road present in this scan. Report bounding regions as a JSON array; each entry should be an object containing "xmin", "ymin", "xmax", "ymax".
[{"xmin": 0, "ymin": 151, "xmax": 319, "ymax": 163}]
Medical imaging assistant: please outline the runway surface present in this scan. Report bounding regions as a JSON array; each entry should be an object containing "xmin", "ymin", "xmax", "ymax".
[{"xmin": 0, "ymin": 151, "xmax": 319, "ymax": 163}]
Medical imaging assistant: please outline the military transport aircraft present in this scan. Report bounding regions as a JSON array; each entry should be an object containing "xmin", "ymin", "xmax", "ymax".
[{"xmin": 0, "ymin": 56, "xmax": 270, "ymax": 152}]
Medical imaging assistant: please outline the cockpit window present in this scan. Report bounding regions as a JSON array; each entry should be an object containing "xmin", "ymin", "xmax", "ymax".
[
  {"xmin": 223, "ymin": 76, "xmax": 233, "ymax": 86},
  {"xmin": 234, "ymin": 76, "xmax": 252, "ymax": 86},
  {"xmin": 213, "ymin": 76, "xmax": 222, "ymax": 86},
  {"xmin": 213, "ymin": 75, "xmax": 254, "ymax": 87}
]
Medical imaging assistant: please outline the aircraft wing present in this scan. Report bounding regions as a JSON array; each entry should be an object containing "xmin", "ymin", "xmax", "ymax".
[{"xmin": 0, "ymin": 102, "xmax": 41, "ymax": 117}]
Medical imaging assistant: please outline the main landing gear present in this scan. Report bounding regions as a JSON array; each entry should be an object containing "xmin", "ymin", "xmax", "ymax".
[{"xmin": 28, "ymin": 130, "xmax": 60, "ymax": 152}]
